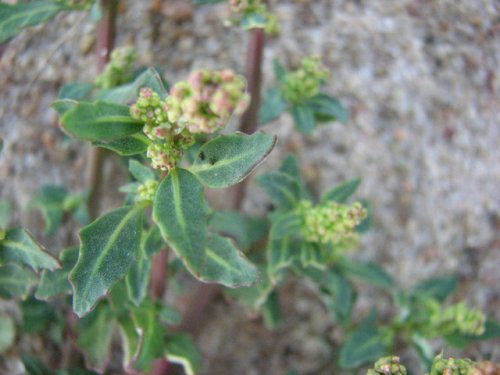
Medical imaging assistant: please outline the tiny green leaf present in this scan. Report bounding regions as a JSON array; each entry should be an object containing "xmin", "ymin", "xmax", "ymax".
[
  {"xmin": 0, "ymin": 264, "xmax": 36, "ymax": 299},
  {"xmin": 30, "ymin": 185, "xmax": 68, "ymax": 236},
  {"xmin": 126, "ymin": 244, "xmax": 151, "ymax": 307},
  {"xmin": 0, "ymin": 228, "xmax": 59, "ymax": 271},
  {"xmin": 0, "ymin": 313, "xmax": 15, "ymax": 354},
  {"xmin": 61, "ymin": 101, "xmax": 143, "ymax": 141},
  {"xmin": 257, "ymin": 171, "xmax": 302, "ymax": 210},
  {"xmin": 36, "ymin": 247, "xmax": 78, "ymax": 300},
  {"xmin": 70, "ymin": 204, "xmax": 146, "ymax": 317},
  {"xmin": 0, "ymin": 1, "xmax": 65, "ymax": 43},
  {"xmin": 262, "ymin": 290, "xmax": 283, "ymax": 329},
  {"xmin": 321, "ymin": 178, "xmax": 362, "ymax": 204},
  {"xmin": 291, "ymin": 104, "xmax": 315, "ymax": 134},
  {"xmin": 259, "ymin": 88, "xmax": 287, "ymax": 125},
  {"xmin": 58, "ymin": 82, "xmax": 94, "ymax": 101},
  {"xmin": 93, "ymin": 134, "xmax": 149, "ymax": 156},
  {"xmin": 411, "ymin": 275, "xmax": 459, "ymax": 302},
  {"xmin": 189, "ymin": 132, "xmax": 276, "ymax": 188},
  {"xmin": 129, "ymin": 159, "xmax": 156, "ymax": 183},
  {"xmin": 305, "ymin": 93, "xmax": 349, "ymax": 124},
  {"xmin": 339, "ymin": 260, "xmax": 395, "ymax": 290},
  {"xmin": 240, "ymin": 12, "xmax": 267, "ymax": 30},
  {"xmin": 165, "ymin": 334, "xmax": 202, "ymax": 375}
]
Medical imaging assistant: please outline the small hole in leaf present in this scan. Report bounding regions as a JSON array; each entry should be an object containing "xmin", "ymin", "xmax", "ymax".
[
  {"xmin": 199, "ymin": 151, "xmax": 206, "ymax": 161},
  {"xmin": 208, "ymin": 157, "xmax": 217, "ymax": 165}
]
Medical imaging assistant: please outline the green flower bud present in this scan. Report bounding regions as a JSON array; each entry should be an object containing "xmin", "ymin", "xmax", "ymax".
[
  {"xmin": 427, "ymin": 354, "xmax": 475, "ymax": 375},
  {"xmin": 95, "ymin": 45, "xmax": 137, "ymax": 89},
  {"xmin": 367, "ymin": 356, "xmax": 407, "ymax": 375},
  {"xmin": 137, "ymin": 180, "xmax": 158, "ymax": 202},
  {"xmin": 429, "ymin": 301, "xmax": 486, "ymax": 336}
]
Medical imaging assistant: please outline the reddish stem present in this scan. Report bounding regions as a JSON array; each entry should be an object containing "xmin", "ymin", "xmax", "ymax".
[{"xmin": 151, "ymin": 249, "xmax": 169, "ymax": 300}]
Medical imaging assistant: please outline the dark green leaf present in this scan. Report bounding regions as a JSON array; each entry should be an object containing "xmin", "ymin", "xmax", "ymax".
[
  {"xmin": 209, "ymin": 211, "xmax": 268, "ymax": 250},
  {"xmin": 411, "ymin": 275, "xmax": 459, "ymax": 302},
  {"xmin": 30, "ymin": 185, "xmax": 68, "ymax": 235},
  {"xmin": 144, "ymin": 226, "xmax": 165, "ymax": 257},
  {"xmin": 0, "ymin": 263, "xmax": 35, "ymax": 299},
  {"xmin": 299, "ymin": 242, "xmax": 327, "ymax": 270},
  {"xmin": 21, "ymin": 297, "xmax": 56, "ymax": 334},
  {"xmin": 259, "ymin": 88, "xmax": 287, "ymax": 125},
  {"xmin": 131, "ymin": 303, "xmax": 165, "ymax": 370},
  {"xmin": 117, "ymin": 313, "xmax": 141, "ymax": 368},
  {"xmin": 189, "ymin": 132, "xmax": 276, "ymax": 188},
  {"xmin": 58, "ymin": 82, "xmax": 94, "ymax": 101},
  {"xmin": 339, "ymin": 312, "xmax": 388, "ymax": 368},
  {"xmin": 36, "ymin": 247, "xmax": 78, "ymax": 300},
  {"xmin": 262, "ymin": 290, "xmax": 282, "ymax": 329},
  {"xmin": 257, "ymin": 171, "xmax": 302, "ymax": 210},
  {"xmin": 0, "ymin": 1, "xmax": 65, "ymax": 43},
  {"xmin": 291, "ymin": 104, "xmax": 315, "ymax": 134},
  {"xmin": 322, "ymin": 271, "xmax": 354, "ymax": 325},
  {"xmin": 225, "ymin": 266, "xmax": 273, "ymax": 312},
  {"xmin": 0, "ymin": 228, "xmax": 59, "ymax": 271},
  {"xmin": 305, "ymin": 93, "xmax": 349, "ymax": 124},
  {"xmin": 126, "ymin": 244, "xmax": 151, "ymax": 307},
  {"xmin": 321, "ymin": 178, "xmax": 362, "ymax": 204},
  {"xmin": 93, "ymin": 134, "xmax": 149, "ymax": 156},
  {"xmin": 22, "ymin": 355, "xmax": 52, "ymax": 375},
  {"xmin": 70, "ymin": 204, "xmax": 146, "ymax": 317},
  {"xmin": 61, "ymin": 101, "xmax": 143, "ymax": 142},
  {"xmin": 339, "ymin": 260, "xmax": 395, "ymax": 289},
  {"xmin": 165, "ymin": 334, "xmax": 202, "ymax": 375}
]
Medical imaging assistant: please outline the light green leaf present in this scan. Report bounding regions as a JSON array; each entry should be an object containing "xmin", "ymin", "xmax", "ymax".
[
  {"xmin": 78, "ymin": 303, "xmax": 115, "ymax": 372},
  {"xmin": 0, "ymin": 1, "xmax": 65, "ymax": 44},
  {"xmin": 30, "ymin": 185, "xmax": 68, "ymax": 236},
  {"xmin": 305, "ymin": 93, "xmax": 349, "ymax": 124},
  {"xmin": 153, "ymin": 169, "xmax": 258, "ymax": 286},
  {"xmin": 339, "ymin": 260, "xmax": 395, "ymax": 290},
  {"xmin": 240, "ymin": 12, "xmax": 267, "ymax": 30},
  {"xmin": 189, "ymin": 132, "xmax": 276, "ymax": 188},
  {"xmin": 58, "ymin": 82, "xmax": 94, "ymax": 101},
  {"xmin": 61, "ymin": 101, "xmax": 142, "ymax": 141},
  {"xmin": 129, "ymin": 159, "xmax": 156, "ymax": 183},
  {"xmin": 338, "ymin": 312, "xmax": 387, "ymax": 368},
  {"xmin": 0, "ymin": 263, "xmax": 36, "ymax": 299},
  {"xmin": 0, "ymin": 228, "xmax": 59, "ymax": 271},
  {"xmin": 257, "ymin": 171, "xmax": 302, "ymax": 210},
  {"xmin": 299, "ymin": 242, "xmax": 327, "ymax": 270},
  {"xmin": 411, "ymin": 275, "xmax": 459, "ymax": 302},
  {"xmin": 0, "ymin": 313, "xmax": 15, "ymax": 354},
  {"xmin": 273, "ymin": 59, "xmax": 287, "ymax": 83},
  {"xmin": 165, "ymin": 334, "xmax": 202, "ymax": 375},
  {"xmin": 51, "ymin": 98, "xmax": 78, "ymax": 116},
  {"xmin": 259, "ymin": 88, "xmax": 287, "ymax": 125},
  {"xmin": 70, "ymin": 204, "xmax": 146, "ymax": 317},
  {"xmin": 93, "ymin": 134, "xmax": 149, "ymax": 156},
  {"xmin": 291, "ymin": 104, "xmax": 315, "ymax": 134},
  {"xmin": 96, "ymin": 67, "xmax": 169, "ymax": 104},
  {"xmin": 321, "ymin": 178, "xmax": 362, "ymax": 204},
  {"xmin": 36, "ymin": 247, "xmax": 78, "ymax": 300},
  {"xmin": 131, "ymin": 303, "xmax": 165, "ymax": 370},
  {"xmin": 0, "ymin": 200, "xmax": 11, "ymax": 229}
]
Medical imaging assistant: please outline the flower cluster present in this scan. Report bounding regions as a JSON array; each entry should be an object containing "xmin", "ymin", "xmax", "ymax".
[
  {"xmin": 95, "ymin": 46, "xmax": 137, "ymax": 89},
  {"xmin": 227, "ymin": 0, "xmax": 280, "ymax": 34},
  {"xmin": 298, "ymin": 200, "xmax": 367, "ymax": 245},
  {"xmin": 427, "ymin": 354, "xmax": 475, "ymax": 375},
  {"xmin": 428, "ymin": 300, "xmax": 485, "ymax": 336},
  {"xmin": 281, "ymin": 55, "xmax": 330, "ymax": 104},
  {"xmin": 137, "ymin": 180, "xmax": 158, "ymax": 202},
  {"xmin": 367, "ymin": 356, "xmax": 407, "ymax": 375},
  {"xmin": 130, "ymin": 69, "xmax": 249, "ymax": 171}
]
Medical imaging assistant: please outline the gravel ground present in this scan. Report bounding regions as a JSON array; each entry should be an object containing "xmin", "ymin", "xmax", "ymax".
[{"xmin": 0, "ymin": 0, "xmax": 499, "ymax": 374}]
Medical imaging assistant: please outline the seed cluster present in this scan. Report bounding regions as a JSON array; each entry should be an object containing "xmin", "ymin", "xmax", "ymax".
[
  {"xmin": 428, "ymin": 354, "xmax": 475, "ymax": 375},
  {"xmin": 367, "ymin": 356, "xmax": 407, "ymax": 375},
  {"xmin": 428, "ymin": 300, "xmax": 485, "ymax": 336},
  {"xmin": 95, "ymin": 46, "xmax": 137, "ymax": 89}
]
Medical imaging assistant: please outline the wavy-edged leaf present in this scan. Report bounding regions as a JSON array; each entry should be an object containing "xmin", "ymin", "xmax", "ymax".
[
  {"xmin": 305, "ymin": 93, "xmax": 349, "ymax": 124},
  {"xmin": 0, "ymin": 1, "xmax": 65, "ymax": 43},
  {"xmin": 339, "ymin": 260, "xmax": 395, "ymax": 290},
  {"xmin": 93, "ymin": 134, "xmax": 149, "ymax": 156},
  {"xmin": 189, "ymin": 132, "xmax": 276, "ymax": 188},
  {"xmin": 35, "ymin": 247, "xmax": 78, "ymax": 300},
  {"xmin": 259, "ymin": 88, "xmax": 287, "ymax": 125},
  {"xmin": 321, "ymin": 178, "xmax": 362, "ymax": 204},
  {"xmin": 0, "ymin": 228, "xmax": 59, "ymax": 271},
  {"xmin": 165, "ymin": 334, "xmax": 202, "ymax": 375},
  {"xmin": 291, "ymin": 104, "xmax": 315, "ymax": 134},
  {"xmin": 257, "ymin": 171, "xmax": 302, "ymax": 210},
  {"xmin": 70, "ymin": 204, "xmax": 146, "ymax": 317},
  {"xmin": 61, "ymin": 101, "xmax": 142, "ymax": 141},
  {"xmin": 153, "ymin": 169, "xmax": 257, "ymax": 286},
  {"xmin": 0, "ymin": 264, "xmax": 35, "ymax": 299}
]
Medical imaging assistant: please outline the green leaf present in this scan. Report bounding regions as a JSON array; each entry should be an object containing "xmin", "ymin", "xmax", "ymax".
[
  {"xmin": 291, "ymin": 104, "xmax": 315, "ymax": 134},
  {"xmin": 94, "ymin": 134, "xmax": 149, "ymax": 156},
  {"xmin": 338, "ymin": 312, "xmax": 388, "ymax": 368},
  {"xmin": 225, "ymin": 266, "xmax": 273, "ymax": 312},
  {"xmin": 240, "ymin": 12, "xmax": 267, "ymax": 30},
  {"xmin": 144, "ymin": 226, "xmax": 165, "ymax": 257},
  {"xmin": 0, "ymin": 263, "xmax": 36, "ymax": 299},
  {"xmin": 51, "ymin": 99, "xmax": 78, "ymax": 116},
  {"xmin": 36, "ymin": 247, "xmax": 78, "ymax": 300},
  {"xmin": 22, "ymin": 355, "xmax": 52, "ymax": 375},
  {"xmin": 117, "ymin": 313, "xmax": 141, "ymax": 368},
  {"xmin": 189, "ymin": 132, "xmax": 276, "ymax": 188},
  {"xmin": 96, "ymin": 67, "xmax": 169, "ymax": 104},
  {"xmin": 30, "ymin": 185, "xmax": 68, "ymax": 235},
  {"xmin": 78, "ymin": 303, "xmax": 115, "ymax": 372},
  {"xmin": 411, "ymin": 275, "xmax": 459, "ymax": 302},
  {"xmin": 21, "ymin": 297, "xmax": 56, "ymax": 334},
  {"xmin": 259, "ymin": 88, "xmax": 287, "ymax": 125},
  {"xmin": 305, "ymin": 93, "xmax": 349, "ymax": 124},
  {"xmin": 322, "ymin": 271, "xmax": 354, "ymax": 325},
  {"xmin": 209, "ymin": 211, "xmax": 268, "ymax": 250},
  {"xmin": 126, "ymin": 243, "xmax": 151, "ymax": 307},
  {"xmin": 58, "ymin": 82, "xmax": 94, "ymax": 101},
  {"xmin": 321, "ymin": 178, "xmax": 362, "ymax": 204},
  {"xmin": 0, "ymin": 312, "xmax": 15, "ymax": 354},
  {"xmin": 273, "ymin": 59, "xmax": 287, "ymax": 83},
  {"xmin": 339, "ymin": 260, "xmax": 395, "ymax": 289},
  {"xmin": 70, "ymin": 204, "xmax": 146, "ymax": 317},
  {"xmin": 444, "ymin": 319, "xmax": 500, "ymax": 349},
  {"xmin": 0, "ymin": 1, "xmax": 65, "ymax": 44},
  {"xmin": 61, "ymin": 101, "xmax": 143, "ymax": 141},
  {"xmin": 411, "ymin": 334, "xmax": 434, "ymax": 370},
  {"xmin": 153, "ymin": 169, "xmax": 258, "ymax": 286},
  {"xmin": 129, "ymin": 159, "xmax": 156, "ymax": 182},
  {"xmin": 356, "ymin": 200, "xmax": 373, "ymax": 233},
  {"xmin": 0, "ymin": 200, "xmax": 11, "ymax": 229},
  {"xmin": 89, "ymin": 0, "xmax": 102, "ymax": 22},
  {"xmin": 165, "ymin": 334, "xmax": 202, "ymax": 375},
  {"xmin": 0, "ymin": 228, "xmax": 59, "ymax": 271},
  {"xmin": 262, "ymin": 290, "xmax": 282, "ymax": 329},
  {"xmin": 299, "ymin": 242, "xmax": 327, "ymax": 270},
  {"xmin": 257, "ymin": 171, "xmax": 302, "ymax": 210},
  {"xmin": 131, "ymin": 303, "xmax": 165, "ymax": 370}
]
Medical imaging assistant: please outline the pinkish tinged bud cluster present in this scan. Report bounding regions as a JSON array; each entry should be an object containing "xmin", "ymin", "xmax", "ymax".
[
  {"xmin": 228, "ymin": 0, "xmax": 280, "ymax": 34},
  {"xmin": 130, "ymin": 70, "xmax": 249, "ymax": 171}
]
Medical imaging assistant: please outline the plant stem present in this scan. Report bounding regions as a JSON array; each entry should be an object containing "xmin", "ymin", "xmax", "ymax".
[
  {"xmin": 87, "ymin": 0, "xmax": 118, "ymax": 219},
  {"xmin": 179, "ymin": 27, "xmax": 266, "ymax": 334},
  {"xmin": 151, "ymin": 249, "xmax": 169, "ymax": 300}
]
